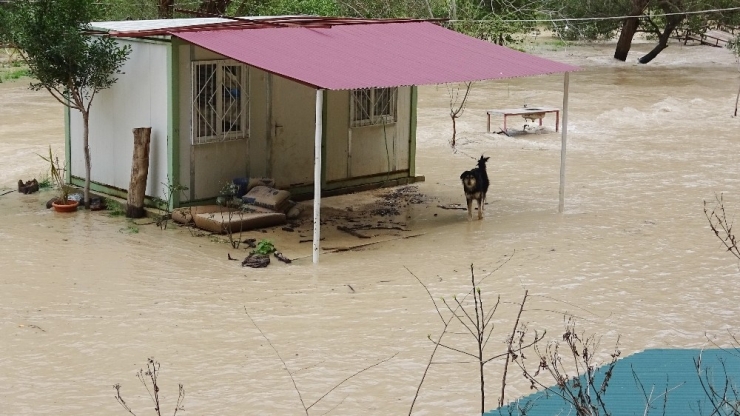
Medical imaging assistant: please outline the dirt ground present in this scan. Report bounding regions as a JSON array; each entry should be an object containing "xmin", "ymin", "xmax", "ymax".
[{"xmin": 2, "ymin": 37, "xmax": 740, "ymax": 415}]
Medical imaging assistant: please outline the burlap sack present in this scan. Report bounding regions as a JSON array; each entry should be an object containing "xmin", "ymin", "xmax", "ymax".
[{"xmin": 242, "ymin": 186, "xmax": 291, "ymax": 212}]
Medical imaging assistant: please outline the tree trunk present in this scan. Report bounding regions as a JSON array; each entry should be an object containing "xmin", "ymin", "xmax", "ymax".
[
  {"xmin": 158, "ymin": 0, "xmax": 174, "ymax": 18},
  {"xmin": 198, "ymin": 0, "xmax": 232, "ymax": 15},
  {"xmin": 613, "ymin": 0, "xmax": 650, "ymax": 61},
  {"xmin": 83, "ymin": 111, "xmax": 91, "ymax": 209},
  {"xmin": 126, "ymin": 127, "xmax": 152, "ymax": 219},
  {"xmin": 479, "ymin": 354, "xmax": 485, "ymax": 415},
  {"xmin": 451, "ymin": 115, "xmax": 457, "ymax": 147},
  {"xmin": 614, "ymin": 16, "xmax": 640, "ymax": 61},
  {"xmin": 638, "ymin": 14, "xmax": 684, "ymax": 64},
  {"xmin": 637, "ymin": 43, "xmax": 669, "ymax": 64}
]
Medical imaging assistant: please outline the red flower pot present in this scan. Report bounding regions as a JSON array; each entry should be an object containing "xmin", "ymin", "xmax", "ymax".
[{"xmin": 52, "ymin": 200, "xmax": 79, "ymax": 213}]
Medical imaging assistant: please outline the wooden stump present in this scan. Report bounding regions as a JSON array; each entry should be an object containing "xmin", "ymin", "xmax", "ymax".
[{"xmin": 126, "ymin": 127, "xmax": 151, "ymax": 218}]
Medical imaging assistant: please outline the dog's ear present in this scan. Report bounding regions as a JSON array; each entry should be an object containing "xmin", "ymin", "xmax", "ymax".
[
  {"xmin": 482, "ymin": 157, "xmax": 490, "ymax": 163},
  {"xmin": 460, "ymin": 171, "xmax": 468, "ymax": 179}
]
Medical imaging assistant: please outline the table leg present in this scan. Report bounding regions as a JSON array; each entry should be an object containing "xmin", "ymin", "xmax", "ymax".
[
  {"xmin": 503, "ymin": 115, "xmax": 507, "ymax": 133},
  {"xmin": 555, "ymin": 111, "xmax": 560, "ymax": 132},
  {"xmin": 487, "ymin": 113, "xmax": 491, "ymax": 133}
]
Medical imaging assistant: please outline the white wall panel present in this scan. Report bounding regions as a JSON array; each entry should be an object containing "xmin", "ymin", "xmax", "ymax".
[{"xmin": 70, "ymin": 39, "xmax": 170, "ymax": 199}]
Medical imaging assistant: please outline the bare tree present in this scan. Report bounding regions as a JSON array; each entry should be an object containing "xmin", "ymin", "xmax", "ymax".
[
  {"xmin": 408, "ymin": 261, "xmax": 545, "ymax": 415},
  {"xmin": 448, "ymin": 82, "xmax": 473, "ymax": 148},
  {"xmin": 114, "ymin": 358, "xmax": 185, "ymax": 416},
  {"xmin": 514, "ymin": 316, "xmax": 621, "ymax": 416},
  {"xmin": 244, "ymin": 308, "xmax": 397, "ymax": 415},
  {"xmin": 694, "ymin": 350, "xmax": 740, "ymax": 415},
  {"xmin": 704, "ymin": 193, "xmax": 740, "ymax": 261},
  {"xmin": 631, "ymin": 365, "xmax": 684, "ymax": 415}
]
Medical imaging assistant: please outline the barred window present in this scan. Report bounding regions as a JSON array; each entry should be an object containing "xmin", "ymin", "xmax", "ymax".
[
  {"xmin": 350, "ymin": 87, "xmax": 397, "ymax": 127},
  {"xmin": 192, "ymin": 60, "xmax": 248, "ymax": 144}
]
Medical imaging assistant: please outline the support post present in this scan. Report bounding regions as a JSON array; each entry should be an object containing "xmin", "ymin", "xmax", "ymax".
[
  {"xmin": 558, "ymin": 72, "xmax": 570, "ymax": 213},
  {"xmin": 127, "ymin": 127, "xmax": 152, "ymax": 218},
  {"xmin": 313, "ymin": 89, "xmax": 324, "ymax": 264}
]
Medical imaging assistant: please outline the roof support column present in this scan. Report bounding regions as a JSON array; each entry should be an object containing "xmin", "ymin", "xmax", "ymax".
[
  {"xmin": 558, "ymin": 72, "xmax": 570, "ymax": 213},
  {"xmin": 313, "ymin": 89, "xmax": 324, "ymax": 264}
]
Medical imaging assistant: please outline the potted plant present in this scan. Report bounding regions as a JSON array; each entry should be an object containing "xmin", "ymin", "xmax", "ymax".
[{"xmin": 38, "ymin": 146, "xmax": 78, "ymax": 212}]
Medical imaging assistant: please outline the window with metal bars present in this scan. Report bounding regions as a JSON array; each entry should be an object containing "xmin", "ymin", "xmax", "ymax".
[
  {"xmin": 191, "ymin": 60, "xmax": 248, "ymax": 144},
  {"xmin": 350, "ymin": 87, "xmax": 397, "ymax": 127}
]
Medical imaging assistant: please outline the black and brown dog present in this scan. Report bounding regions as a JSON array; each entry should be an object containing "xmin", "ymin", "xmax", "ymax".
[{"xmin": 460, "ymin": 155, "xmax": 490, "ymax": 220}]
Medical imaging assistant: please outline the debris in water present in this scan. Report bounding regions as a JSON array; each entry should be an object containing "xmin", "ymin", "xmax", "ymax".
[
  {"xmin": 274, "ymin": 251, "xmax": 292, "ymax": 264},
  {"xmin": 242, "ymin": 253, "xmax": 270, "ymax": 268},
  {"xmin": 17, "ymin": 179, "xmax": 39, "ymax": 194}
]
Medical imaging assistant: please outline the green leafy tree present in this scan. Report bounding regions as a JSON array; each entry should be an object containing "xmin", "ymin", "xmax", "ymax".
[
  {"xmin": 334, "ymin": 0, "xmax": 537, "ymax": 43},
  {"xmin": 447, "ymin": 0, "xmax": 539, "ymax": 43},
  {"xmin": 228, "ymin": 0, "xmax": 339, "ymax": 16},
  {"xmin": 0, "ymin": 4, "xmax": 10, "ymax": 45},
  {"xmin": 95, "ymin": 0, "xmax": 159, "ymax": 20},
  {"xmin": 5, "ymin": 0, "xmax": 131, "ymax": 208},
  {"xmin": 543, "ymin": 0, "xmax": 740, "ymax": 63}
]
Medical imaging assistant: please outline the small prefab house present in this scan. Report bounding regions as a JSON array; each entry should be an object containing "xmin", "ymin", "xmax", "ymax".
[
  {"xmin": 68, "ymin": 17, "xmax": 576, "ymax": 207},
  {"xmin": 67, "ymin": 17, "xmax": 577, "ymax": 262}
]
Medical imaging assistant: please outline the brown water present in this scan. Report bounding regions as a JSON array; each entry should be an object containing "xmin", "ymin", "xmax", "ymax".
[{"xmin": 2, "ymin": 41, "xmax": 740, "ymax": 415}]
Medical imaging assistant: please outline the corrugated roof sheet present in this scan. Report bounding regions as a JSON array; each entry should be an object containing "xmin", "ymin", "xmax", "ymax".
[
  {"xmin": 172, "ymin": 22, "xmax": 579, "ymax": 90},
  {"xmin": 91, "ymin": 16, "xmax": 288, "ymax": 33}
]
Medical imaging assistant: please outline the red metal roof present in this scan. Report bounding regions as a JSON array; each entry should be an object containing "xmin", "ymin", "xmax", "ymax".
[{"xmin": 173, "ymin": 21, "xmax": 579, "ymax": 90}]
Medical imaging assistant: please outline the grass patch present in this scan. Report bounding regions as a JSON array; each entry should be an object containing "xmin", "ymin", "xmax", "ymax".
[
  {"xmin": 0, "ymin": 57, "xmax": 32, "ymax": 83},
  {"xmin": 106, "ymin": 198, "xmax": 126, "ymax": 217},
  {"xmin": 119, "ymin": 223, "xmax": 139, "ymax": 234},
  {"xmin": 37, "ymin": 174, "xmax": 52, "ymax": 189},
  {"xmin": 3, "ymin": 68, "xmax": 30, "ymax": 81}
]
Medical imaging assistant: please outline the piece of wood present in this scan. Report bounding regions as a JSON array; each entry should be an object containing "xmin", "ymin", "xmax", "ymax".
[
  {"xmin": 437, "ymin": 204, "xmax": 467, "ymax": 210},
  {"xmin": 300, "ymin": 237, "xmax": 325, "ymax": 243},
  {"xmin": 126, "ymin": 127, "xmax": 151, "ymax": 218},
  {"xmin": 324, "ymin": 233, "xmax": 425, "ymax": 253},
  {"xmin": 337, "ymin": 225, "xmax": 371, "ymax": 239},
  {"xmin": 274, "ymin": 251, "xmax": 292, "ymax": 264},
  {"xmin": 352, "ymin": 224, "xmax": 410, "ymax": 231}
]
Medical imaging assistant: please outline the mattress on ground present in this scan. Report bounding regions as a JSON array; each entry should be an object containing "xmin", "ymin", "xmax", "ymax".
[{"xmin": 172, "ymin": 205, "xmax": 286, "ymax": 234}]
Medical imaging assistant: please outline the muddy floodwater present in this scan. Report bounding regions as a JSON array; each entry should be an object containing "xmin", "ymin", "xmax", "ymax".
[{"xmin": 2, "ymin": 40, "xmax": 740, "ymax": 415}]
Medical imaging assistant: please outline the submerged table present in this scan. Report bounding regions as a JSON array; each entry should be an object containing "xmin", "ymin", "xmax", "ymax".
[{"xmin": 486, "ymin": 106, "xmax": 560, "ymax": 133}]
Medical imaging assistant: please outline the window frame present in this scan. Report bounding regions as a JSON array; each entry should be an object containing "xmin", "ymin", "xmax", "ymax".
[
  {"xmin": 350, "ymin": 87, "xmax": 398, "ymax": 128},
  {"xmin": 191, "ymin": 59, "xmax": 249, "ymax": 145}
]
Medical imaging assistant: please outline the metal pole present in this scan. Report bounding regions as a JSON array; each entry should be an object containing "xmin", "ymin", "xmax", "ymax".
[
  {"xmin": 313, "ymin": 89, "xmax": 324, "ymax": 264},
  {"xmin": 558, "ymin": 72, "xmax": 570, "ymax": 213}
]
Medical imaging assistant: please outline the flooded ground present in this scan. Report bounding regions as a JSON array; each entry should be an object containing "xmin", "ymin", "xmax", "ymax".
[{"xmin": 2, "ymin": 38, "xmax": 740, "ymax": 415}]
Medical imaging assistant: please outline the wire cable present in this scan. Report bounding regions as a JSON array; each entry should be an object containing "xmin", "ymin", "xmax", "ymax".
[{"xmin": 447, "ymin": 6, "xmax": 740, "ymax": 24}]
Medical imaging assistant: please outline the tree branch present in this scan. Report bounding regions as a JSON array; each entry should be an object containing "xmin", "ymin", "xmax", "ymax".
[
  {"xmin": 244, "ymin": 307, "xmax": 308, "ymax": 414},
  {"xmin": 499, "ymin": 290, "xmax": 528, "ymax": 407}
]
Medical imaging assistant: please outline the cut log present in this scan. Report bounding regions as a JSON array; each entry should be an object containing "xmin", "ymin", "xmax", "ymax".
[{"xmin": 126, "ymin": 127, "xmax": 151, "ymax": 218}]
